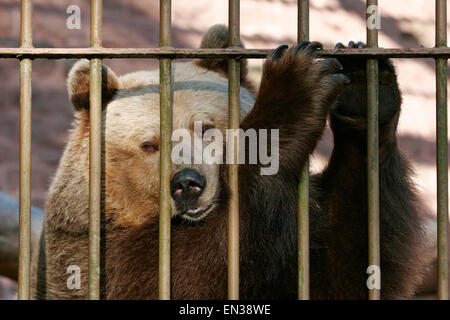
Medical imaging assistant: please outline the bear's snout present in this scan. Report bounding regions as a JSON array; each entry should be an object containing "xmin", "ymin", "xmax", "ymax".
[
  {"xmin": 170, "ymin": 169, "xmax": 206, "ymax": 204},
  {"xmin": 170, "ymin": 169, "xmax": 212, "ymax": 220}
]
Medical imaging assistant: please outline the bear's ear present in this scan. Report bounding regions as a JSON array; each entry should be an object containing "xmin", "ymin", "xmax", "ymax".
[
  {"xmin": 195, "ymin": 24, "xmax": 248, "ymax": 82},
  {"xmin": 67, "ymin": 59, "xmax": 119, "ymax": 112}
]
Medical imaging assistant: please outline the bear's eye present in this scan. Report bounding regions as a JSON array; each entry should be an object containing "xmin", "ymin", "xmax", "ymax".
[{"xmin": 141, "ymin": 142, "xmax": 159, "ymax": 154}]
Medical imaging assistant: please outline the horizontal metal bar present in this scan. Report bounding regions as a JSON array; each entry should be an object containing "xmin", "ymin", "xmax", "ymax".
[
  {"xmin": 1, "ymin": 47, "xmax": 450, "ymax": 59},
  {"xmin": 0, "ymin": 48, "xmax": 270, "ymax": 59}
]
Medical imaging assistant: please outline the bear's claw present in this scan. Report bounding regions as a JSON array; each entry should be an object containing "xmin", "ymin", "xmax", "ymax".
[
  {"xmin": 262, "ymin": 41, "xmax": 351, "ymax": 121},
  {"xmin": 272, "ymin": 45, "xmax": 289, "ymax": 61},
  {"xmin": 331, "ymin": 41, "xmax": 401, "ymax": 127},
  {"xmin": 295, "ymin": 41, "xmax": 323, "ymax": 55},
  {"xmin": 333, "ymin": 41, "xmax": 395, "ymax": 74}
]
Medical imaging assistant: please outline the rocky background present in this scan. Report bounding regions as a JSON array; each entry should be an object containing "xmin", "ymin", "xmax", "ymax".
[{"xmin": 0, "ymin": 0, "xmax": 449, "ymax": 299}]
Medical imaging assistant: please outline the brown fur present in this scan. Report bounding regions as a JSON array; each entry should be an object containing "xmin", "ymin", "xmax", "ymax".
[
  {"xmin": 68, "ymin": 60, "xmax": 119, "ymax": 111},
  {"xmin": 31, "ymin": 29, "xmax": 430, "ymax": 300},
  {"xmin": 194, "ymin": 24, "xmax": 255, "ymax": 93}
]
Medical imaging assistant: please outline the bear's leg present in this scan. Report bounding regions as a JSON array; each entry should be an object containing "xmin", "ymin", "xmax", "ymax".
[
  {"xmin": 240, "ymin": 41, "xmax": 350, "ymax": 177},
  {"xmin": 238, "ymin": 42, "xmax": 349, "ymax": 299},
  {"xmin": 315, "ymin": 42, "xmax": 428, "ymax": 299}
]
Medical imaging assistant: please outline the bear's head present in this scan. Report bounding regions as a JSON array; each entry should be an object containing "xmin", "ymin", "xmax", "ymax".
[{"xmin": 60, "ymin": 25, "xmax": 255, "ymax": 228}]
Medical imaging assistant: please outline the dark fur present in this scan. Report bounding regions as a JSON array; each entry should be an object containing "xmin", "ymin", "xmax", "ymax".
[{"xmin": 32, "ymin": 28, "xmax": 429, "ymax": 299}]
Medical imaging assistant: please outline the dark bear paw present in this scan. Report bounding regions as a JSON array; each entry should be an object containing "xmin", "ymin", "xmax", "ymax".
[
  {"xmin": 331, "ymin": 41, "xmax": 401, "ymax": 127},
  {"xmin": 259, "ymin": 41, "xmax": 350, "ymax": 118}
]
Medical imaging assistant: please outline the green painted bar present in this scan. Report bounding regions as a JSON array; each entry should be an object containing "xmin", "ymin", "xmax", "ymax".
[
  {"xmin": 88, "ymin": 0, "xmax": 103, "ymax": 300},
  {"xmin": 159, "ymin": 0, "xmax": 173, "ymax": 300},
  {"xmin": 366, "ymin": 59, "xmax": 380, "ymax": 300},
  {"xmin": 297, "ymin": 162, "xmax": 309, "ymax": 300},
  {"xmin": 297, "ymin": 0, "xmax": 310, "ymax": 301},
  {"xmin": 366, "ymin": 0, "xmax": 381, "ymax": 300},
  {"xmin": 227, "ymin": 0, "xmax": 240, "ymax": 301},
  {"xmin": 159, "ymin": 59, "xmax": 172, "ymax": 300},
  {"xmin": 18, "ymin": 0, "xmax": 33, "ymax": 301},
  {"xmin": 227, "ymin": 59, "xmax": 240, "ymax": 300},
  {"xmin": 436, "ymin": 58, "xmax": 448, "ymax": 300},
  {"xmin": 4, "ymin": 47, "xmax": 450, "ymax": 59},
  {"xmin": 19, "ymin": 58, "xmax": 32, "ymax": 301},
  {"xmin": 88, "ymin": 58, "xmax": 102, "ymax": 300},
  {"xmin": 435, "ymin": 0, "xmax": 449, "ymax": 301}
]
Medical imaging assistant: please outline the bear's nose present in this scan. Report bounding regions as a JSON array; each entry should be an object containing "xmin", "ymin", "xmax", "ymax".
[{"xmin": 170, "ymin": 169, "xmax": 206, "ymax": 201}]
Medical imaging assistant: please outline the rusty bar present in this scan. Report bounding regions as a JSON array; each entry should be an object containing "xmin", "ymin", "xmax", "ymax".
[
  {"xmin": 20, "ymin": 1, "xmax": 32, "ymax": 48},
  {"xmin": 18, "ymin": 59, "xmax": 32, "ymax": 300},
  {"xmin": 159, "ymin": 0, "xmax": 172, "ymax": 300},
  {"xmin": 227, "ymin": 0, "xmax": 240, "ymax": 301},
  {"xmin": 297, "ymin": 0, "xmax": 310, "ymax": 301},
  {"xmin": 5, "ymin": 47, "xmax": 450, "ymax": 59},
  {"xmin": 366, "ymin": 0, "xmax": 380, "ymax": 300},
  {"xmin": 435, "ymin": 0, "xmax": 449, "ymax": 301},
  {"xmin": 88, "ymin": 0, "xmax": 103, "ymax": 300},
  {"xmin": 436, "ymin": 57, "xmax": 448, "ymax": 300},
  {"xmin": 18, "ymin": 0, "xmax": 33, "ymax": 301}
]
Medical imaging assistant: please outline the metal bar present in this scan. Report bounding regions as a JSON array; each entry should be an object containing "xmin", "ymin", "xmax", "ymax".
[
  {"xmin": 227, "ymin": 0, "xmax": 240, "ymax": 301},
  {"xmin": 5, "ymin": 48, "xmax": 450, "ymax": 59},
  {"xmin": 18, "ymin": 0, "xmax": 33, "ymax": 301},
  {"xmin": 366, "ymin": 0, "xmax": 380, "ymax": 301},
  {"xmin": 297, "ymin": 0, "xmax": 310, "ymax": 301},
  {"xmin": 436, "ymin": 57, "xmax": 448, "ymax": 301},
  {"xmin": 88, "ymin": 0, "xmax": 103, "ymax": 300},
  {"xmin": 435, "ymin": 0, "xmax": 449, "ymax": 301},
  {"xmin": 159, "ymin": 0, "xmax": 172, "ymax": 301}
]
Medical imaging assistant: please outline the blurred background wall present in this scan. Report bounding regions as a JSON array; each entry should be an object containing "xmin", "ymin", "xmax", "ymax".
[{"xmin": 0, "ymin": 0, "xmax": 449, "ymax": 299}]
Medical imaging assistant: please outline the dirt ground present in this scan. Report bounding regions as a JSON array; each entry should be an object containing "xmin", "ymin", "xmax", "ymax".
[{"xmin": 0, "ymin": 0, "xmax": 449, "ymax": 299}]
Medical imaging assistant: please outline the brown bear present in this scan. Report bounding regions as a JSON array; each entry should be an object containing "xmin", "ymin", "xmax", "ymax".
[{"xmin": 31, "ymin": 25, "xmax": 430, "ymax": 299}]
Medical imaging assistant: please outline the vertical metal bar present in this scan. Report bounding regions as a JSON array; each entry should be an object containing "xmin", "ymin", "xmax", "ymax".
[
  {"xmin": 18, "ymin": 0, "xmax": 33, "ymax": 301},
  {"xmin": 297, "ymin": 0, "xmax": 310, "ymax": 301},
  {"xmin": 228, "ymin": 0, "xmax": 240, "ymax": 300},
  {"xmin": 366, "ymin": 0, "xmax": 380, "ymax": 300},
  {"xmin": 159, "ymin": 0, "xmax": 172, "ymax": 300},
  {"xmin": 435, "ymin": 0, "xmax": 449, "ymax": 301},
  {"xmin": 88, "ymin": 0, "xmax": 103, "ymax": 300}
]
